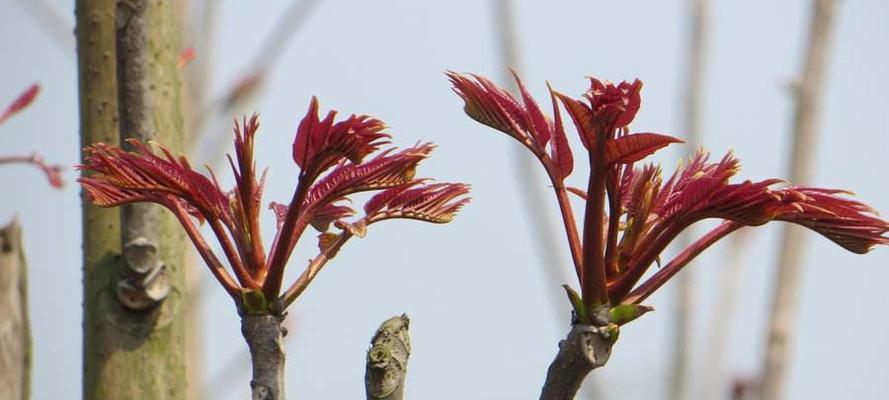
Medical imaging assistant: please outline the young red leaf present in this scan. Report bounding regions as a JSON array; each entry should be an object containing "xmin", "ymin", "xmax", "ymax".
[
  {"xmin": 80, "ymin": 141, "xmax": 230, "ymax": 221},
  {"xmin": 605, "ymin": 133, "xmax": 683, "ymax": 165},
  {"xmin": 552, "ymin": 91, "xmax": 594, "ymax": 150},
  {"xmin": 317, "ymin": 232, "xmax": 341, "ymax": 257},
  {"xmin": 512, "ymin": 70, "xmax": 551, "ymax": 150},
  {"xmin": 548, "ymin": 84, "xmax": 574, "ymax": 179},
  {"xmin": 447, "ymin": 71, "xmax": 536, "ymax": 150},
  {"xmin": 177, "ymin": 47, "xmax": 196, "ymax": 69},
  {"xmin": 0, "ymin": 83, "xmax": 39, "ymax": 125},
  {"xmin": 585, "ymin": 78, "xmax": 643, "ymax": 128},
  {"xmin": 309, "ymin": 201, "xmax": 355, "ymax": 232},
  {"xmin": 771, "ymin": 187, "xmax": 889, "ymax": 254},
  {"xmin": 292, "ymin": 97, "xmax": 389, "ymax": 177},
  {"xmin": 302, "ymin": 143, "xmax": 434, "ymax": 213},
  {"xmin": 366, "ymin": 180, "xmax": 471, "ymax": 224}
]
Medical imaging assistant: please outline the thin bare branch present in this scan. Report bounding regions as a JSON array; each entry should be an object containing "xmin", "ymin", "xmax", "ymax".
[
  {"xmin": 189, "ymin": 0, "xmax": 322, "ymax": 165},
  {"xmin": 700, "ymin": 230, "xmax": 749, "ymax": 400},
  {"xmin": 671, "ymin": 0, "xmax": 709, "ymax": 399},
  {"xmin": 15, "ymin": 0, "xmax": 74, "ymax": 56},
  {"xmin": 760, "ymin": 1, "xmax": 838, "ymax": 399}
]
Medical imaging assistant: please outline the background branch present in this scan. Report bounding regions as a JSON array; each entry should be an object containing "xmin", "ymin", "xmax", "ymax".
[
  {"xmin": 490, "ymin": 1, "xmax": 602, "ymax": 397},
  {"xmin": 760, "ymin": 1, "xmax": 838, "ymax": 399},
  {"xmin": 670, "ymin": 1, "xmax": 709, "ymax": 399},
  {"xmin": 700, "ymin": 230, "xmax": 749, "ymax": 400}
]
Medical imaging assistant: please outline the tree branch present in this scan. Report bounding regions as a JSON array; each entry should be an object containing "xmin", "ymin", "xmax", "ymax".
[
  {"xmin": 761, "ymin": 1, "xmax": 837, "ymax": 399},
  {"xmin": 540, "ymin": 322, "xmax": 616, "ymax": 400},
  {"xmin": 365, "ymin": 314, "xmax": 411, "ymax": 400},
  {"xmin": 670, "ymin": 0, "xmax": 709, "ymax": 399},
  {"xmin": 241, "ymin": 314, "xmax": 287, "ymax": 400}
]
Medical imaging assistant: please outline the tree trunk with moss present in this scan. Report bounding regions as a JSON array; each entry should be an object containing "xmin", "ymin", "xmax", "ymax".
[
  {"xmin": 0, "ymin": 220, "xmax": 31, "ymax": 400},
  {"xmin": 76, "ymin": 0, "xmax": 188, "ymax": 398}
]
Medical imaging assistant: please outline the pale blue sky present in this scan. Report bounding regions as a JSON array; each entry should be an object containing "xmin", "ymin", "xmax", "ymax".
[{"xmin": 1, "ymin": 1, "xmax": 888, "ymax": 399}]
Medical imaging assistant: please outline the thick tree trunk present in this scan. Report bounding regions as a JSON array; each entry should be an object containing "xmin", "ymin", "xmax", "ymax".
[
  {"xmin": 540, "ymin": 323, "xmax": 615, "ymax": 400},
  {"xmin": 0, "ymin": 220, "xmax": 31, "ymax": 400},
  {"xmin": 76, "ymin": 0, "xmax": 188, "ymax": 398},
  {"xmin": 365, "ymin": 314, "xmax": 411, "ymax": 400},
  {"xmin": 241, "ymin": 315, "xmax": 287, "ymax": 400}
]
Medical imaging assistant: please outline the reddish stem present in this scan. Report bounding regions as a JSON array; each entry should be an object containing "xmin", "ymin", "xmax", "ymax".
[
  {"xmin": 263, "ymin": 174, "xmax": 313, "ymax": 298},
  {"xmin": 622, "ymin": 221, "xmax": 741, "ymax": 304},
  {"xmin": 581, "ymin": 142, "xmax": 609, "ymax": 307},
  {"xmin": 544, "ymin": 163, "xmax": 585, "ymax": 283},
  {"xmin": 235, "ymin": 151, "xmax": 268, "ymax": 279},
  {"xmin": 608, "ymin": 218, "xmax": 690, "ymax": 302},
  {"xmin": 277, "ymin": 230, "xmax": 353, "ymax": 311},
  {"xmin": 604, "ymin": 168, "xmax": 622, "ymax": 279},
  {"xmin": 208, "ymin": 218, "xmax": 260, "ymax": 289},
  {"xmin": 169, "ymin": 201, "xmax": 241, "ymax": 297}
]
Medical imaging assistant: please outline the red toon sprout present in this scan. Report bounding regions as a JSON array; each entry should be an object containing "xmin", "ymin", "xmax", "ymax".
[
  {"xmin": 79, "ymin": 98, "xmax": 470, "ymax": 314},
  {"xmin": 449, "ymin": 71, "xmax": 888, "ymax": 325}
]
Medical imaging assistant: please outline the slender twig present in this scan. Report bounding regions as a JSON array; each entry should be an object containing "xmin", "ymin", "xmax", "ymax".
[
  {"xmin": 169, "ymin": 202, "xmax": 241, "ymax": 297},
  {"xmin": 15, "ymin": 0, "xmax": 74, "ymax": 56},
  {"xmin": 189, "ymin": 0, "xmax": 322, "ymax": 164},
  {"xmin": 760, "ymin": 1, "xmax": 837, "ymax": 399},
  {"xmin": 700, "ymin": 230, "xmax": 749, "ymax": 400},
  {"xmin": 670, "ymin": 1, "xmax": 709, "ymax": 399}
]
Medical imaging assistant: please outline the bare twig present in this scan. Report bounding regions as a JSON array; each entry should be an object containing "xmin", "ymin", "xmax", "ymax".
[
  {"xmin": 670, "ymin": 1, "xmax": 709, "ymax": 399},
  {"xmin": 366, "ymin": 315, "xmax": 411, "ymax": 400},
  {"xmin": 15, "ymin": 0, "xmax": 74, "ymax": 55},
  {"xmin": 700, "ymin": 230, "xmax": 749, "ymax": 400},
  {"xmin": 760, "ymin": 1, "xmax": 837, "ymax": 399},
  {"xmin": 0, "ymin": 154, "xmax": 63, "ymax": 188},
  {"xmin": 189, "ymin": 0, "xmax": 322, "ymax": 164}
]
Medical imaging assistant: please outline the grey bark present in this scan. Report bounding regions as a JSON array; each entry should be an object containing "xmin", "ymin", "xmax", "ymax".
[
  {"xmin": 242, "ymin": 315, "xmax": 287, "ymax": 400},
  {"xmin": 77, "ymin": 0, "xmax": 187, "ymax": 397},
  {"xmin": 115, "ymin": 0, "xmax": 170, "ymax": 311},
  {"xmin": 760, "ymin": 1, "xmax": 837, "ymax": 399},
  {"xmin": 540, "ymin": 323, "xmax": 616, "ymax": 400},
  {"xmin": 365, "ymin": 314, "xmax": 411, "ymax": 400},
  {"xmin": 0, "ymin": 219, "xmax": 31, "ymax": 400}
]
